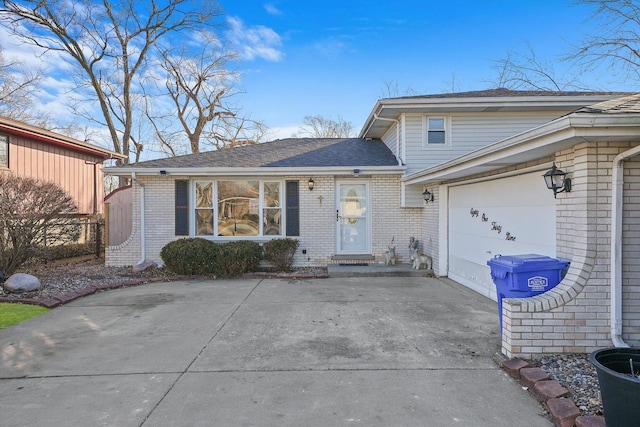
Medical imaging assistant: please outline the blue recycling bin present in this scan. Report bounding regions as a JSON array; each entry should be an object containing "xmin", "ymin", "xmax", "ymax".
[{"xmin": 487, "ymin": 254, "xmax": 569, "ymax": 334}]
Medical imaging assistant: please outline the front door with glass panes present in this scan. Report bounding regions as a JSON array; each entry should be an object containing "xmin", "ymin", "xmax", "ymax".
[
  {"xmin": 194, "ymin": 180, "xmax": 282, "ymax": 237},
  {"xmin": 335, "ymin": 181, "xmax": 370, "ymax": 254}
]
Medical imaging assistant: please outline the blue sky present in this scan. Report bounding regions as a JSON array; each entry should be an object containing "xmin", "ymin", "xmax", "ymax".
[
  {"xmin": 0, "ymin": 1, "xmax": 632, "ymax": 151},
  {"xmin": 219, "ymin": 0, "xmax": 627, "ymax": 138}
]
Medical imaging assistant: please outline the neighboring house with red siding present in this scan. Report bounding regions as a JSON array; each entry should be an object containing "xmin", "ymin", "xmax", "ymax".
[{"xmin": 0, "ymin": 116, "xmax": 125, "ymax": 218}]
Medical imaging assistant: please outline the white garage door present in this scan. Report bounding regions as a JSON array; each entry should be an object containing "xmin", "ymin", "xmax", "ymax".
[{"xmin": 448, "ymin": 171, "xmax": 556, "ymax": 300}]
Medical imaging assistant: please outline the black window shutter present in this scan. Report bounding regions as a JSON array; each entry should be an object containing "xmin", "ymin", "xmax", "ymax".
[
  {"xmin": 285, "ymin": 180, "xmax": 299, "ymax": 236},
  {"xmin": 175, "ymin": 180, "xmax": 189, "ymax": 235}
]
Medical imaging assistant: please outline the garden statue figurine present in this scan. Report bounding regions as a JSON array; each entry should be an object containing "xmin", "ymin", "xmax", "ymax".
[{"xmin": 384, "ymin": 246, "xmax": 396, "ymax": 266}]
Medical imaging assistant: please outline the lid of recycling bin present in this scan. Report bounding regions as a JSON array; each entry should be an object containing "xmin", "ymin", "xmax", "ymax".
[{"xmin": 486, "ymin": 254, "xmax": 569, "ymax": 272}]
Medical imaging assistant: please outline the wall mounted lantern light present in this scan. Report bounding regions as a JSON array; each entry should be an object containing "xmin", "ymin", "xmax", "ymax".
[
  {"xmin": 308, "ymin": 177, "xmax": 315, "ymax": 191},
  {"xmin": 423, "ymin": 188, "xmax": 434, "ymax": 203},
  {"xmin": 543, "ymin": 163, "xmax": 571, "ymax": 198}
]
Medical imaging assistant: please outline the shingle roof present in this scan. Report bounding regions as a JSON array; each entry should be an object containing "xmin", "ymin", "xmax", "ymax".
[
  {"xmin": 385, "ymin": 88, "xmax": 631, "ymax": 101},
  {"xmin": 575, "ymin": 93, "xmax": 640, "ymax": 114},
  {"xmin": 120, "ymin": 138, "xmax": 398, "ymax": 169}
]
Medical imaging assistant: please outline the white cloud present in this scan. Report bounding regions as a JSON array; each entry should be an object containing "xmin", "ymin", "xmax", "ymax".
[
  {"xmin": 264, "ymin": 3, "xmax": 283, "ymax": 16},
  {"xmin": 313, "ymin": 36, "xmax": 353, "ymax": 59},
  {"xmin": 226, "ymin": 16, "xmax": 284, "ymax": 62},
  {"xmin": 265, "ymin": 124, "xmax": 303, "ymax": 140}
]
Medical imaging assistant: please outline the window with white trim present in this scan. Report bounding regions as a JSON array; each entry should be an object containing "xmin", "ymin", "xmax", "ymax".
[
  {"xmin": 193, "ymin": 179, "xmax": 283, "ymax": 237},
  {"xmin": 0, "ymin": 134, "xmax": 8, "ymax": 167},
  {"xmin": 424, "ymin": 116, "xmax": 447, "ymax": 146}
]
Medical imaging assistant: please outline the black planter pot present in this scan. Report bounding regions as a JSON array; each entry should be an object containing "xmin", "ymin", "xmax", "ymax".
[{"xmin": 590, "ymin": 348, "xmax": 640, "ymax": 427}]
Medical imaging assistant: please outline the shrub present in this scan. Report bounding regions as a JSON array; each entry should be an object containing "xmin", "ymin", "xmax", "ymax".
[
  {"xmin": 263, "ymin": 238, "xmax": 299, "ymax": 272},
  {"xmin": 217, "ymin": 241, "xmax": 263, "ymax": 278},
  {"xmin": 160, "ymin": 238, "xmax": 262, "ymax": 278},
  {"xmin": 160, "ymin": 238, "xmax": 220, "ymax": 275},
  {"xmin": 0, "ymin": 174, "xmax": 80, "ymax": 279},
  {"xmin": 39, "ymin": 243, "xmax": 96, "ymax": 262}
]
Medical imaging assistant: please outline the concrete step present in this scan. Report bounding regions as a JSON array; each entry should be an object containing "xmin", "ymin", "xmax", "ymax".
[{"xmin": 327, "ymin": 263, "xmax": 434, "ymax": 278}]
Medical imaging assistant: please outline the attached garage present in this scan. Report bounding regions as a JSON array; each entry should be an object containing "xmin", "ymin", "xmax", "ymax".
[{"xmin": 446, "ymin": 170, "xmax": 557, "ymax": 300}]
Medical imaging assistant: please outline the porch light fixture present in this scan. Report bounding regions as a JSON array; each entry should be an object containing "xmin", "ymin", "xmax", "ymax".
[
  {"xmin": 543, "ymin": 163, "xmax": 571, "ymax": 198},
  {"xmin": 308, "ymin": 177, "xmax": 315, "ymax": 191},
  {"xmin": 423, "ymin": 188, "xmax": 434, "ymax": 203}
]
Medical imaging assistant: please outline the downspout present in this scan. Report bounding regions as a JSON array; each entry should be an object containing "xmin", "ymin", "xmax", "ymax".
[
  {"xmin": 610, "ymin": 145, "xmax": 640, "ymax": 347},
  {"xmin": 374, "ymin": 113, "xmax": 402, "ymax": 166},
  {"xmin": 131, "ymin": 172, "xmax": 146, "ymax": 266}
]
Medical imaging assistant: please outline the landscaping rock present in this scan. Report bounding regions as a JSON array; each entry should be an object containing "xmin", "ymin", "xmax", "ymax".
[
  {"xmin": 3, "ymin": 273, "xmax": 41, "ymax": 293},
  {"xmin": 132, "ymin": 260, "xmax": 157, "ymax": 273},
  {"xmin": 575, "ymin": 415, "xmax": 606, "ymax": 427}
]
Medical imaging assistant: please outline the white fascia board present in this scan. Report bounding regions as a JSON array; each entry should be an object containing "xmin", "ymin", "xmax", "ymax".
[
  {"xmin": 359, "ymin": 94, "xmax": 623, "ymax": 138},
  {"xmin": 402, "ymin": 113, "xmax": 640, "ymax": 185},
  {"xmin": 103, "ymin": 165, "xmax": 406, "ymax": 177}
]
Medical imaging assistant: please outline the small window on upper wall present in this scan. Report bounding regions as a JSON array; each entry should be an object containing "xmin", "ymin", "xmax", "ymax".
[
  {"xmin": 425, "ymin": 117, "xmax": 446, "ymax": 145},
  {"xmin": 0, "ymin": 134, "xmax": 8, "ymax": 167}
]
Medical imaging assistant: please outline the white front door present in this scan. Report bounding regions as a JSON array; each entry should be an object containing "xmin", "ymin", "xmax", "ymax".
[{"xmin": 336, "ymin": 181, "xmax": 370, "ymax": 254}]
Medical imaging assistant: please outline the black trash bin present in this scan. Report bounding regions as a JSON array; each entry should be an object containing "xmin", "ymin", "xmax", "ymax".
[
  {"xmin": 590, "ymin": 348, "xmax": 640, "ymax": 427},
  {"xmin": 487, "ymin": 254, "xmax": 569, "ymax": 334}
]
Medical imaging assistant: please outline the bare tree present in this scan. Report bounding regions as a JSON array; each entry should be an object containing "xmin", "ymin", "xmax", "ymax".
[
  {"xmin": 0, "ymin": 45, "xmax": 47, "ymax": 124},
  {"xmin": 489, "ymin": 1, "xmax": 640, "ymax": 92},
  {"xmin": 490, "ymin": 42, "xmax": 584, "ymax": 91},
  {"xmin": 0, "ymin": 0, "xmax": 223, "ymax": 167},
  {"xmin": 209, "ymin": 115, "xmax": 268, "ymax": 150},
  {"xmin": 379, "ymin": 78, "xmax": 417, "ymax": 98},
  {"xmin": 295, "ymin": 115, "xmax": 355, "ymax": 138},
  {"xmin": 147, "ymin": 32, "xmax": 267, "ymax": 155},
  {"xmin": 0, "ymin": 173, "xmax": 79, "ymax": 278},
  {"xmin": 568, "ymin": 0, "xmax": 640, "ymax": 84}
]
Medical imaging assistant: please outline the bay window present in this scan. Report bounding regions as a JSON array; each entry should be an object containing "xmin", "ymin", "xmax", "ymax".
[{"xmin": 193, "ymin": 179, "xmax": 283, "ymax": 237}]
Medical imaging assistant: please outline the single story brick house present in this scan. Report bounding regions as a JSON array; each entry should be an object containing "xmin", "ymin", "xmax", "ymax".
[{"xmin": 105, "ymin": 89, "xmax": 640, "ymax": 358}]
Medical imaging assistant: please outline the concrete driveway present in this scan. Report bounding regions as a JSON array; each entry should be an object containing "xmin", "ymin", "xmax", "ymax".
[{"xmin": 0, "ymin": 276, "xmax": 550, "ymax": 426}]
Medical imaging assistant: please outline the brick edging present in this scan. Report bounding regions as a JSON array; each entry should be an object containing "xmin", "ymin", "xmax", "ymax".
[
  {"xmin": 0, "ymin": 270, "xmax": 330, "ymax": 309},
  {"xmin": 501, "ymin": 358, "xmax": 605, "ymax": 427},
  {"xmin": 0, "ymin": 276, "xmax": 191, "ymax": 308}
]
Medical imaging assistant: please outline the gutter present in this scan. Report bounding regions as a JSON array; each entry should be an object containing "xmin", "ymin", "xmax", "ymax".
[
  {"xmin": 131, "ymin": 172, "xmax": 146, "ymax": 266},
  {"xmin": 610, "ymin": 145, "xmax": 640, "ymax": 348},
  {"xmin": 373, "ymin": 113, "xmax": 402, "ymax": 166},
  {"xmin": 104, "ymin": 165, "xmax": 405, "ymax": 177},
  {"xmin": 0, "ymin": 124, "xmax": 125, "ymax": 160}
]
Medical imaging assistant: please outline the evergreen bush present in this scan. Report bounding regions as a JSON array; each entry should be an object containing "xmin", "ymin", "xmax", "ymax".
[
  {"xmin": 160, "ymin": 238, "xmax": 262, "ymax": 277},
  {"xmin": 160, "ymin": 238, "xmax": 220, "ymax": 275},
  {"xmin": 264, "ymin": 238, "xmax": 299, "ymax": 272},
  {"xmin": 217, "ymin": 241, "xmax": 263, "ymax": 278}
]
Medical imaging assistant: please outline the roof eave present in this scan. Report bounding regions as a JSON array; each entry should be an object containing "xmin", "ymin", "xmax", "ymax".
[
  {"xmin": 103, "ymin": 165, "xmax": 406, "ymax": 177},
  {"xmin": 0, "ymin": 120, "xmax": 126, "ymax": 160},
  {"xmin": 359, "ymin": 94, "xmax": 625, "ymax": 139}
]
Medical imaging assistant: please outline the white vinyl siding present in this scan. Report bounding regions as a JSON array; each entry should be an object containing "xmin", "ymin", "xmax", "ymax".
[
  {"xmin": 404, "ymin": 111, "xmax": 570, "ymax": 174},
  {"xmin": 381, "ymin": 123, "xmax": 398, "ymax": 157}
]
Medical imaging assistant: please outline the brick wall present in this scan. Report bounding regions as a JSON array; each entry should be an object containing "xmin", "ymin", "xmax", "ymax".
[
  {"xmin": 502, "ymin": 141, "xmax": 640, "ymax": 358},
  {"xmin": 106, "ymin": 174, "xmax": 423, "ymax": 268}
]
